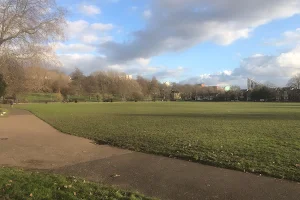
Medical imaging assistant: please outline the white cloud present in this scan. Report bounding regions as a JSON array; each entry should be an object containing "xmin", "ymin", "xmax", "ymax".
[
  {"xmin": 135, "ymin": 58, "xmax": 151, "ymax": 66},
  {"xmin": 79, "ymin": 5, "xmax": 101, "ymax": 15},
  {"xmin": 53, "ymin": 43, "xmax": 97, "ymax": 54},
  {"xmin": 251, "ymin": 54, "xmax": 265, "ymax": 58},
  {"xmin": 58, "ymin": 54, "xmax": 107, "ymax": 74},
  {"xmin": 267, "ymin": 28, "xmax": 300, "ymax": 46},
  {"xmin": 82, "ymin": 35, "xmax": 100, "ymax": 44},
  {"xmin": 182, "ymin": 47, "xmax": 300, "ymax": 88},
  {"xmin": 58, "ymin": 52, "xmax": 185, "ymax": 80},
  {"xmin": 82, "ymin": 35, "xmax": 113, "ymax": 44},
  {"xmin": 277, "ymin": 46, "xmax": 300, "ymax": 68},
  {"xmin": 222, "ymin": 70, "xmax": 233, "ymax": 76},
  {"xmin": 65, "ymin": 20, "xmax": 113, "ymax": 44},
  {"xmin": 98, "ymin": 36, "xmax": 114, "ymax": 43},
  {"xmin": 91, "ymin": 23, "xmax": 114, "ymax": 31},
  {"xmin": 143, "ymin": 10, "xmax": 152, "ymax": 19},
  {"xmin": 65, "ymin": 20, "xmax": 89, "ymax": 38}
]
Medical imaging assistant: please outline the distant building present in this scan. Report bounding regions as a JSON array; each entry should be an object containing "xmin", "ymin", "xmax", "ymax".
[
  {"xmin": 170, "ymin": 90, "xmax": 181, "ymax": 101},
  {"xmin": 164, "ymin": 81, "xmax": 171, "ymax": 87},
  {"xmin": 125, "ymin": 75, "xmax": 133, "ymax": 80},
  {"xmin": 247, "ymin": 78, "xmax": 262, "ymax": 90},
  {"xmin": 119, "ymin": 74, "xmax": 133, "ymax": 80}
]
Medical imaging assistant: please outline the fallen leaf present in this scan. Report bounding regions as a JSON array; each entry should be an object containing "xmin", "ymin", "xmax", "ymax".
[{"xmin": 111, "ymin": 174, "xmax": 121, "ymax": 178}]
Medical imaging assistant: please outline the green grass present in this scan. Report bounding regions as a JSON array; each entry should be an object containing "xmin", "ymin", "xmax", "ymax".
[
  {"xmin": 18, "ymin": 93, "xmax": 99, "ymax": 103},
  {"xmin": 0, "ymin": 168, "xmax": 156, "ymax": 200},
  {"xmin": 19, "ymin": 102, "xmax": 300, "ymax": 182},
  {"xmin": 0, "ymin": 105, "xmax": 8, "ymax": 117}
]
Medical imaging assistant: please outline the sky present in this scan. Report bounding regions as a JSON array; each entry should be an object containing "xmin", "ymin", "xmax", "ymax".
[{"xmin": 55, "ymin": 0, "xmax": 300, "ymax": 88}]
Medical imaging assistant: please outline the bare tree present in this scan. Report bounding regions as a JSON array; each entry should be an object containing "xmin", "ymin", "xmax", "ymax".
[
  {"xmin": 0, "ymin": 0, "xmax": 65, "ymax": 61},
  {"xmin": 136, "ymin": 75, "xmax": 150, "ymax": 98},
  {"xmin": 287, "ymin": 73, "xmax": 300, "ymax": 89},
  {"xmin": 0, "ymin": 0, "xmax": 65, "ymax": 98},
  {"xmin": 0, "ymin": 73, "xmax": 7, "ymax": 98},
  {"xmin": 0, "ymin": 55, "xmax": 25, "ymax": 97},
  {"xmin": 149, "ymin": 77, "xmax": 160, "ymax": 100}
]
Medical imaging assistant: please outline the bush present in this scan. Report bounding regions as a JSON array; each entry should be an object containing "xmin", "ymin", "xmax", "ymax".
[
  {"xmin": 102, "ymin": 93, "xmax": 114, "ymax": 102},
  {"xmin": 130, "ymin": 92, "xmax": 144, "ymax": 102},
  {"xmin": 54, "ymin": 93, "xmax": 63, "ymax": 102}
]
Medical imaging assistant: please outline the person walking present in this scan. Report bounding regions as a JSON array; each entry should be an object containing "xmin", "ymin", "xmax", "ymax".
[{"xmin": 10, "ymin": 100, "xmax": 13, "ymax": 108}]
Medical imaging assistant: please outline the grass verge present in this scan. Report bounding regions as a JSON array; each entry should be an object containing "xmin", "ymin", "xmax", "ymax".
[{"xmin": 0, "ymin": 168, "xmax": 156, "ymax": 200}]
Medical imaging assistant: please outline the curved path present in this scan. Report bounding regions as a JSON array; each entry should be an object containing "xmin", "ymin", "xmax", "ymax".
[{"xmin": 0, "ymin": 109, "xmax": 299, "ymax": 200}]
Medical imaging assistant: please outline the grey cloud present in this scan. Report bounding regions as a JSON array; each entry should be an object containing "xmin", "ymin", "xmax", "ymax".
[{"xmin": 101, "ymin": 0, "xmax": 300, "ymax": 64}]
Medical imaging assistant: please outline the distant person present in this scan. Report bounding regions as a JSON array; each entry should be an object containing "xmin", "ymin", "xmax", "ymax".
[{"xmin": 10, "ymin": 100, "xmax": 13, "ymax": 108}]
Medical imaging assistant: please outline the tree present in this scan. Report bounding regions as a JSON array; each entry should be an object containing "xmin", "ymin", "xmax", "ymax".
[
  {"xmin": 0, "ymin": 73, "xmax": 7, "ymax": 98},
  {"xmin": 229, "ymin": 85, "xmax": 241, "ymax": 100},
  {"xmin": 24, "ymin": 65, "xmax": 50, "ymax": 92},
  {"xmin": 23, "ymin": 66, "xmax": 69, "ymax": 93},
  {"xmin": 82, "ymin": 75, "xmax": 98, "ymax": 98},
  {"xmin": 178, "ymin": 84, "xmax": 193, "ymax": 100},
  {"xmin": 287, "ymin": 73, "xmax": 300, "ymax": 89},
  {"xmin": 0, "ymin": 0, "xmax": 65, "ymax": 59},
  {"xmin": 251, "ymin": 86, "xmax": 274, "ymax": 101},
  {"xmin": 70, "ymin": 68, "xmax": 85, "ymax": 95},
  {"xmin": 136, "ymin": 76, "xmax": 150, "ymax": 98},
  {"xmin": 0, "ymin": 0, "xmax": 65, "ymax": 98},
  {"xmin": 0, "ymin": 56, "xmax": 25, "ymax": 97},
  {"xmin": 49, "ymin": 70, "xmax": 70, "ymax": 93},
  {"xmin": 149, "ymin": 77, "xmax": 160, "ymax": 100}
]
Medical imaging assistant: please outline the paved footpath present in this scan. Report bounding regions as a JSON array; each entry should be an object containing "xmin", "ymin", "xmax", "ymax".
[{"xmin": 0, "ymin": 109, "xmax": 299, "ymax": 200}]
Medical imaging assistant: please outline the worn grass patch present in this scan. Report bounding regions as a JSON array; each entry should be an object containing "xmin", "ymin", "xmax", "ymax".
[
  {"xmin": 19, "ymin": 102, "xmax": 300, "ymax": 182},
  {"xmin": 0, "ymin": 168, "xmax": 156, "ymax": 200}
]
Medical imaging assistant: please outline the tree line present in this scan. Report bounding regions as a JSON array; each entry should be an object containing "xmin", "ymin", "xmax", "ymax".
[
  {"xmin": 1, "ymin": 61, "xmax": 300, "ymax": 102},
  {"xmin": 0, "ymin": 64, "xmax": 215, "ymax": 102}
]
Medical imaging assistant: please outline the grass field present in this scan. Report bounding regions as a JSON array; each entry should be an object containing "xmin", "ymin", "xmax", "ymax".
[
  {"xmin": 20, "ymin": 102, "xmax": 300, "ymax": 182},
  {"xmin": 0, "ymin": 168, "xmax": 155, "ymax": 200},
  {"xmin": 18, "ymin": 93, "xmax": 99, "ymax": 103},
  {"xmin": 0, "ymin": 106, "xmax": 8, "ymax": 117}
]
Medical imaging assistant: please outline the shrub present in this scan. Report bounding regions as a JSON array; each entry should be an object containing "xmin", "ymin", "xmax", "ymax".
[{"xmin": 54, "ymin": 93, "xmax": 63, "ymax": 102}]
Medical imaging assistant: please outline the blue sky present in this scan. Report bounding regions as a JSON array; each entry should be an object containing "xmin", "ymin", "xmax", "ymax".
[{"xmin": 55, "ymin": 0, "xmax": 300, "ymax": 88}]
